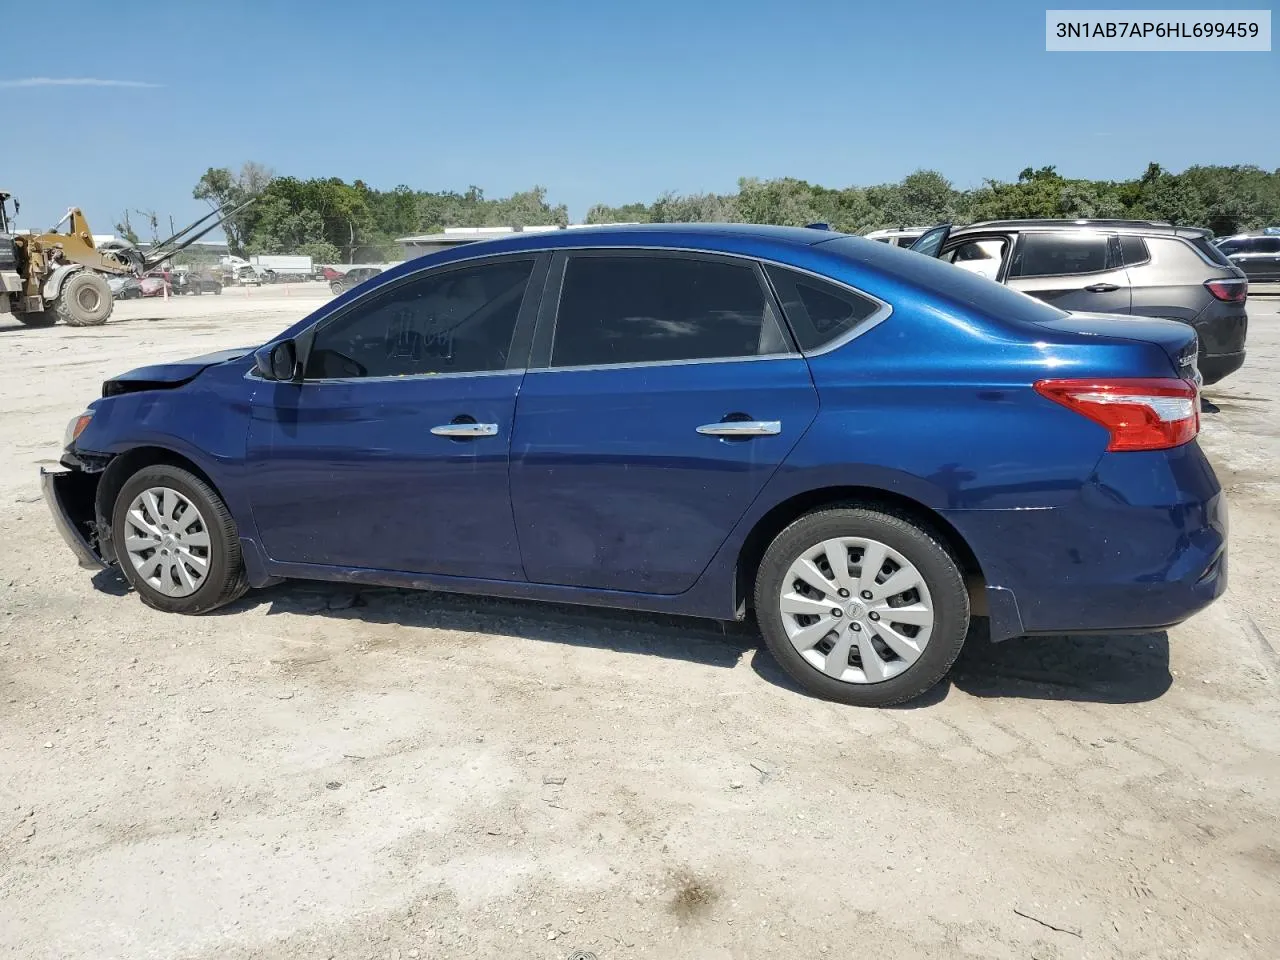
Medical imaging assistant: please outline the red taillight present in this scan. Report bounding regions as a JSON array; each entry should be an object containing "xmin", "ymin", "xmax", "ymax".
[
  {"xmin": 1205, "ymin": 278, "xmax": 1247, "ymax": 302},
  {"xmin": 1034, "ymin": 378, "xmax": 1199, "ymax": 452}
]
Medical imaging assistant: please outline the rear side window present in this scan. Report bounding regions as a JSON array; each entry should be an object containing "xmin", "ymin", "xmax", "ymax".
[
  {"xmin": 550, "ymin": 255, "xmax": 790, "ymax": 368},
  {"xmin": 1258, "ymin": 238, "xmax": 1280, "ymax": 253},
  {"xmin": 1119, "ymin": 235, "xmax": 1150, "ymax": 266},
  {"xmin": 766, "ymin": 266, "xmax": 883, "ymax": 352},
  {"xmin": 1199, "ymin": 237, "xmax": 1239, "ymax": 264},
  {"xmin": 1010, "ymin": 233, "xmax": 1109, "ymax": 277}
]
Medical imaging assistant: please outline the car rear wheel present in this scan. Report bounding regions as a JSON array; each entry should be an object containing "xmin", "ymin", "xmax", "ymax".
[
  {"xmin": 111, "ymin": 464, "xmax": 249, "ymax": 614},
  {"xmin": 754, "ymin": 506, "xmax": 969, "ymax": 707}
]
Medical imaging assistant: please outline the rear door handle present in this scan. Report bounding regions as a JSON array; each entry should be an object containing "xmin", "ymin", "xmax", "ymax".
[
  {"xmin": 1084, "ymin": 283, "xmax": 1120, "ymax": 293},
  {"xmin": 696, "ymin": 420, "xmax": 781, "ymax": 437},
  {"xmin": 430, "ymin": 422, "xmax": 498, "ymax": 438}
]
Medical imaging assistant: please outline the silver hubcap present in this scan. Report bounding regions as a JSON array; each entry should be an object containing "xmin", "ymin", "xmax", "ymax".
[
  {"xmin": 122, "ymin": 487, "xmax": 212, "ymax": 597},
  {"xmin": 779, "ymin": 537, "xmax": 934, "ymax": 684}
]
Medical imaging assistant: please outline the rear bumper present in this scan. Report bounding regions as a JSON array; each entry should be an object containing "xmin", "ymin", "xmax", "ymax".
[
  {"xmin": 1199, "ymin": 349, "xmax": 1245, "ymax": 386},
  {"xmin": 41, "ymin": 467, "xmax": 105, "ymax": 570},
  {"xmin": 1193, "ymin": 306, "xmax": 1247, "ymax": 384},
  {"xmin": 943, "ymin": 443, "xmax": 1227, "ymax": 641}
]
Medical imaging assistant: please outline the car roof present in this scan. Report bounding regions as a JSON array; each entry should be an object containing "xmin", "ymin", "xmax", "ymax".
[
  {"xmin": 429, "ymin": 222, "xmax": 839, "ymax": 257},
  {"xmin": 956, "ymin": 218, "xmax": 1212, "ymax": 239}
]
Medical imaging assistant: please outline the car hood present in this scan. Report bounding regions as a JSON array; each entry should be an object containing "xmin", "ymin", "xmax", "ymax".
[
  {"xmin": 102, "ymin": 347, "xmax": 253, "ymax": 397},
  {"xmin": 1036, "ymin": 311, "xmax": 1200, "ymax": 380}
]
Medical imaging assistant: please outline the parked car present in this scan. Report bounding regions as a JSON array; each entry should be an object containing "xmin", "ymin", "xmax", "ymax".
[
  {"xmin": 106, "ymin": 277, "xmax": 141, "ymax": 300},
  {"xmin": 41, "ymin": 224, "xmax": 1224, "ymax": 707},
  {"xmin": 911, "ymin": 219, "xmax": 1249, "ymax": 384},
  {"xmin": 237, "ymin": 266, "xmax": 262, "ymax": 286},
  {"xmin": 168, "ymin": 272, "xmax": 222, "ymax": 295},
  {"xmin": 192, "ymin": 273, "xmax": 223, "ymax": 295},
  {"xmin": 1214, "ymin": 235, "xmax": 1280, "ymax": 283},
  {"xmin": 864, "ymin": 227, "xmax": 928, "ymax": 248},
  {"xmin": 329, "ymin": 266, "xmax": 382, "ymax": 295},
  {"xmin": 138, "ymin": 274, "xmax": 171, "ymax": 298}
]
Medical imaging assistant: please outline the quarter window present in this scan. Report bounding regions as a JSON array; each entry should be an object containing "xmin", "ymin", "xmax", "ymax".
[
  {"xmin": 1119, "ymin": 235, "xmax": 1151, "ymax": 266},
  {"xmin": 1011, "ymin": 233, "xmax": 1110, "ymax": 277},
  {"xmin": 766, "ymin": 266, "xmax": 883, "ymax": 353},
  {"xmin": 549, "ymin": 255, "xmax": 789, "ymax": 367},
  {"xmin": 304, "ymin": 259, "xmax": 535, "ymax": 379}
]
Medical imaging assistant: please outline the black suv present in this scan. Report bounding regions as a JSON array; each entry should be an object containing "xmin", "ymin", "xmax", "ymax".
[
  {"xmin": 912, "ymin": 219, "xmax": 1249, "ymax": 384},
  {"xmin": 1216, "ymin": 235, "xmax": 1280, "ymax": 283}
]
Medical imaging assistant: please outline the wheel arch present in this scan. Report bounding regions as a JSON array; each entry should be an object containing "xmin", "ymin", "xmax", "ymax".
[
  {"xmin": 735, "ymin": 485, "xmax": 987, "ymax": 616},
  {"xmin": 41, "ymin": 263, "xmax": 84, "ymax": 300},
  {"xmin": 95, "ymin": 446, "xmax": 224, "ymax": 562}
]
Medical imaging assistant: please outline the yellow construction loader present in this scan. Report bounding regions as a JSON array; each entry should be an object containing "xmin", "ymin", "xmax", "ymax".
[{"xmin": 0, "ymin": 191, "xmax": 251, "ymax": 327}]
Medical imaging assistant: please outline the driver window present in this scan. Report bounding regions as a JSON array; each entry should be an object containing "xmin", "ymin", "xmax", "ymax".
[{"xmin": 305, "ymin": 259, "xmax": 535, "ymax": 380}]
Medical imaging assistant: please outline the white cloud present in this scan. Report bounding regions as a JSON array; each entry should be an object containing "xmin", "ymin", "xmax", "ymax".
[{"xmin": 0, "ymin": 77, "xmax": 160, "ymax": 88}]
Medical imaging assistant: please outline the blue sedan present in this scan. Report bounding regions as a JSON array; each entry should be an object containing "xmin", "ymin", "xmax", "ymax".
[{"xmin": 42, "ymin": 224, "xmax": 1225, "ymax": 706}]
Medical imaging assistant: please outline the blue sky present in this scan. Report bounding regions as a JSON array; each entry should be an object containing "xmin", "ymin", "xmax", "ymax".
[{"xmin": 2, "ymin": 0, "xmax": 1275, "ymax": 234}]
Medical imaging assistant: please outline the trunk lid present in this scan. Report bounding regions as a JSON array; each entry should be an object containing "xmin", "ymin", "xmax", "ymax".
[{"xmin": 1033, "ymin": 311, "xmax": 1200, "ymax": 383}]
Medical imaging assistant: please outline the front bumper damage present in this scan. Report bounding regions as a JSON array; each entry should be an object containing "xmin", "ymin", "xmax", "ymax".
[{"xmin": 40, "ymin": 464, "xmax": 106, "ymax": 570}]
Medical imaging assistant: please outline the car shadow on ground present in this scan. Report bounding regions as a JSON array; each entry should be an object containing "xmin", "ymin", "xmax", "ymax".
[
  {"xmin": 92, "ymin": 572, "xmax": 1172, "ymax": 706},
  {"xmin": 747, "ymin": 617, "xmax": 1171, "ymax": 707}
]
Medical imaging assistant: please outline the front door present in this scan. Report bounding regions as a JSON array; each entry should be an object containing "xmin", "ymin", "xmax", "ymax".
[
  {"xmin": 1006, "ymin": 230, "xmax": 1133, "ymax": 315},
  {"xmin": 245, "ymin": 254, "xmax": 544, "ymax": 579},
  {"xmin": 509, "ymin": 251, "xmax": 820, "ymax": 594}
]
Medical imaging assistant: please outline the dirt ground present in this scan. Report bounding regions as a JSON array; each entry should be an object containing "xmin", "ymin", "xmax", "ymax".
[{"xmin": 1, "ymin": 286, "xmax": 1277, "ymax": 960}]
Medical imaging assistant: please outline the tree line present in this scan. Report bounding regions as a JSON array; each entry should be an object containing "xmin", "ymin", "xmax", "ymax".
[{"xmin": 193, "ymin": 162, "xmax": 1280, "ymax": 262}]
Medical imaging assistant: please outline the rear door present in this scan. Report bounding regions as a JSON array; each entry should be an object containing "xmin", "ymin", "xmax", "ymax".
[
  {"xmin": 508, "ymin": 250, "xmax": 820, "ymax": 594},
  {"xmin": 1006, "ymin": 230, "xmax": 1132, "ymax": 314}
]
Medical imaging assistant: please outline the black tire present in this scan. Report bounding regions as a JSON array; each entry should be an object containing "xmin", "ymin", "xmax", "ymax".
[
  {"xmin": 54, "ymin": 271, "xmax": 113, "ymax": 327},
  {"xmin": 212, "ymin": 285, "xmax": 221, "ymax": 295},
  {"xmin": 110, "ymin": 463, "xmax": 249, "ymax": 614},
  {"xmin": 14, "ymin": 310, "xmax": 56, "ymax": 327},
  {"xmin": 754, "ymin": 506, "xmax": 969, "ymax": 707},
  {"xmin": 329, "ymin": 280, "xmax": 344, "ymax": 295}
]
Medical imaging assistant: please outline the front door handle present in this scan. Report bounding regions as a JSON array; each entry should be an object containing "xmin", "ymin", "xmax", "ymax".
[
  {"xmin": 1084, "ymin": 283, "xmax": 1120, "ymax": 293},
  {"xmin": 430, "ymin": 422, "xmax": 498, "ymax": 438},
  {"xmin": 696, "ymin": 420, "xmax": 781, "ymax": 437}
]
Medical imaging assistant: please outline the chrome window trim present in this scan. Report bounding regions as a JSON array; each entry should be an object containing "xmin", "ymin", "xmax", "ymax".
[
  {"xmin": 760, "ymin": 262, "xmax": 894, "ymax": 359},
  {"xmin": 523, "ymin": 352, "xmax": 801, "ymax": 376},
  {"xmin": 246, "ymin": 366, "xmax": 525, "ymax": 385},
  {"xmin": 247, "ymin": 242, "xmax": 898, "ymax": 383}
]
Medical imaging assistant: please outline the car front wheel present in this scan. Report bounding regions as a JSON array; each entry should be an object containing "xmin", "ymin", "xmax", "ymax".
[
  {"xmin": 754, "ymin": 506, "xmax": 970, "ymax": 707},
  {"xmin": 111, "ymin": 463, "xmax": 249, "ymax": 614}
]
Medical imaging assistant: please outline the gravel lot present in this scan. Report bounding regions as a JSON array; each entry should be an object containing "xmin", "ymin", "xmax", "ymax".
[{"xmin": 2, "ymin": 286, "xmax": 1277, "ymax": 960}]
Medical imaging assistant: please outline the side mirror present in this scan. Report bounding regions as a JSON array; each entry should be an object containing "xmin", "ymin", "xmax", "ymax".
[{"xmin": 253, "ymin": 340, "xmax": 299, "ymax": 382}]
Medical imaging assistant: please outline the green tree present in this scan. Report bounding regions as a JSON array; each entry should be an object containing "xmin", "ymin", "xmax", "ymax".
[
  {"xmin": 586, "ymin": 201, "xmax": 652, "ymax": 224},
  {"xmin": 193, "ymin": 161, "xmax": 273, "ymax": 257}
]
